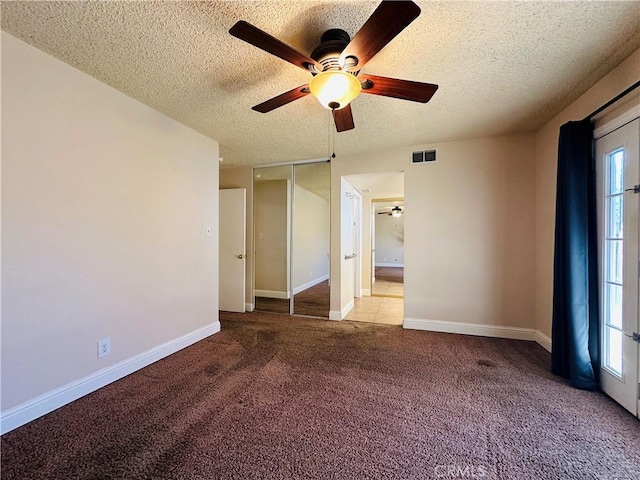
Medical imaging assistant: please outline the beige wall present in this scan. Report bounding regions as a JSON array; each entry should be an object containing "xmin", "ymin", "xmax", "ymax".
[
  {"xmin": 375, "ymin": 214, "xmax": 404, "ymax": 266},
  {"xmin": 332, "ymin": 134, "xmax": 536, "ymax": 330},
  {"xmin": 1, "ymin": 33, "xmax": 219, "ymax": 413},
  {"xmin": 535, "ymin": 47, "xmax": 640, "ymax": 339},
  {"xmin": 220, "ymin": 166, "xmax": 253, "ymax": 309},
  {"xmin": 254, "ymin": 180, "xmax": 290, "ymax": 296},
  {"xmin": 293, "ymin": 184, "xmax": 330, "ymax": 291}
]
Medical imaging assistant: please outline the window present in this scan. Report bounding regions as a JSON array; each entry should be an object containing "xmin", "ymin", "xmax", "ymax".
[{"xmin": 603, "ymin": 148, "xmax": 625, "ymax": 376}]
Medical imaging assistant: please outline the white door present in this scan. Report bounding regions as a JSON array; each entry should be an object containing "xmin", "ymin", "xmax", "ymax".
[
  {"xmin": 596, "ymin": 117, "xmax": 640, "ymax": 416},
  {"xmin": 219, "ymin": 188, "xmax": 246, "ymax": 313},
  {"xmin": 341, "ymin": 178, "xmax": 355, "ymax": 314}
]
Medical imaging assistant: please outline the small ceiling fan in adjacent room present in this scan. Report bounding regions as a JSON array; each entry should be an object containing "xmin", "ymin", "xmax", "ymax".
[
  {"xmin": 229, "ymin": 0, "xmax": 438, "ymax": 132},
  {"xmin": 378, "ymin": 206, "xmax": 403, "ymax": 218}
]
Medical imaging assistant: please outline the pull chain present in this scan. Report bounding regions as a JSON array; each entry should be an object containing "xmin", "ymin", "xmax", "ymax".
[
  {"xmin": 328, "ymin": 111, "xmax": 331, "ymax": 160},
  {"xmin": 328, "ymin": 110, "xmax": 336, "ymax": 160},
  {"xmin": 332, "ymin": 117, "xmax": 336, "ymax": 159}
]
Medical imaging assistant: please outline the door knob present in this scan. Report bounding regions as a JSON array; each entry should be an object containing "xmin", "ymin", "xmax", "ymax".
[{"xmin": 237, "ymin": 254, "xmax": 245, "ymax": 259}]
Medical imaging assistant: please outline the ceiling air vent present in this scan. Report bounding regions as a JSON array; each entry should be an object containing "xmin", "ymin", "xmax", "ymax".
[{"xmin": 411, "ymin": 149, "xmax": 437, "ymax": 164}]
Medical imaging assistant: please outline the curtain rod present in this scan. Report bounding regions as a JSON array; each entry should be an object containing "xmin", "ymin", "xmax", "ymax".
[{"xmin": 583, "ymin": 80, "xmax": 640, "ymax": 121}]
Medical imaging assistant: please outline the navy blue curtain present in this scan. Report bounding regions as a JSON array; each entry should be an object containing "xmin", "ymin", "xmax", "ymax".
[{"xmin": 551, "ymin": 119, "xmax": 600, "ymax": 390}]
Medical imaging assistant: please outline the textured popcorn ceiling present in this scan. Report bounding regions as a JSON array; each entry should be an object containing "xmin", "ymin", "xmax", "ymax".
[{"xmin": 2, "ymin": 1, "xmax": 639, "ymax": 166}]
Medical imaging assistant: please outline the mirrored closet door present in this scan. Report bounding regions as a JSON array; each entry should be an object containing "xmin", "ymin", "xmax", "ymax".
[
  {"xmin": 253, "ymin": 161, "xmax": 330, "ymax": 318},
  {"xmin": 253, "ymin": 165, "xmax": 292, "ymax": 314},
  {"xmin": 292, "ymin": 162, "xmax": 330, "ymax": 317}
]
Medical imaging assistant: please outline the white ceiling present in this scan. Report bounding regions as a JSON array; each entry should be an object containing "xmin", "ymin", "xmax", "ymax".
[
  {"xmin": 2, "ymin": 1, "xmax": 639, "ymax": 167},
  {"xmin": 346, "ymin": 171, "xmax": 404, "ymax": 199}
]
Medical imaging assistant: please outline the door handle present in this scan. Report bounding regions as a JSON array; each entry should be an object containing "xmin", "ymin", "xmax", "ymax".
[
  {"xmin": 345, "ymin": 254, "xmax": 357, "ymax": 260},
  {"xmin": 237, "ymin": 254, "xmax": 245, "ymax": 259}
]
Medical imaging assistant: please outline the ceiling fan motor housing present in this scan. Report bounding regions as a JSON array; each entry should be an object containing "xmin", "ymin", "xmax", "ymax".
[{"xmin": 311, "ymin": 29, "xmax": 354, "ymax": 72}]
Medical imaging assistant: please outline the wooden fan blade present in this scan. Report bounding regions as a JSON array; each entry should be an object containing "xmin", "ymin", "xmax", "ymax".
[
  {"xmin": 333, "ymin": 104, "xmax": 355, "ymax": 132},
  {"xmin": 339, "ymin": 1, "xmax": 421, "ymax": 71},
  {"xmin": 359, "ymin": 74, "xmax": 438, "ymax": 103},
  {"xmin": 230, "ymin": 21, "xmax": 321, "ymax": 72},
  {"xmin": 252, "ymin": 85, "xmax": 310, "ymax": 113}
]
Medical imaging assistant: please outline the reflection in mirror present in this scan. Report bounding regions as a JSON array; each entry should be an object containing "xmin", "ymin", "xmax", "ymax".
[
  {"xmin": 253, "ymin": 165, "xmax": 292, "ymax": 314},
  {"xmin": 293, "ymin": 162, "xmax": 331, "ymax": 317}
]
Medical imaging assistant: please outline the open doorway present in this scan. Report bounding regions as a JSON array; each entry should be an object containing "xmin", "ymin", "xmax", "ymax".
[
  {"xmin": 372, "ymin": 199, "xmax": 404, "ymax": 299},
  {"xmin": 340, "ymin": 172, "xmax": 404, "ymax": 325}
]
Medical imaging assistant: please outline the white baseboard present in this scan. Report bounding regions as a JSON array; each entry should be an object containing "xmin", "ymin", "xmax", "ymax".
[
  {"xmin": 0, "ymin": 321, "xmax": 220, "ymax": 435},
  {"xmin": 329, "ymin": 298, "xmax": 355, "ymax": 321},
  {"xmin": 375, "ymin": 263, "xmax": 404, "ymax": 268},
  {"xmin": 293, "ymin": 274, "xmax": 329, "ymax": 295},
  {"xmin": 362, "ymin": 289, "xmax": 371, "ymax": 296},
  {"xmin": 343, "ymin": 299, "xmax": 355, "ymax": 319},
  {"xmin": 535, "ymin": 330, "xmax": 552, "ymax": 352},
  {"xmin": 403, "ymin": 318, "xmax": 535, "ymax": 341},
  {"xmin": 245, "ymin": 303, "xmax": 254, "ymax": 312},
  {"xmin": 255, "ymin": 289, "xmax": 290, "ymax": 299}
]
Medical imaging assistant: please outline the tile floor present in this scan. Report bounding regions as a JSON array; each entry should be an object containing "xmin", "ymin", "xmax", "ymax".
[
  {"xmin": 345, "ymin": 296, "xmax": 403, "ymax": 325},
  {"xmin": 371, "ymin": 277, "xmax": 404, "ymax": 297},
  {"xmin": 345, "ymin": 277, "xmax": 404, "ymax": 326}
]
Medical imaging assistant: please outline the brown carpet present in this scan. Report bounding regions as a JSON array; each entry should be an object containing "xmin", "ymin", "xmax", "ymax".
[
  {"xmin": 2, "ymin": 312, "xmax": 639, "ymax": 479},
  {"xmin": 375, "ymin": 266, "xmax": 403, "ymax": 283},
  {"xmin": 255, "ymin": 280, "xmax": 329, "ymax": 317}
]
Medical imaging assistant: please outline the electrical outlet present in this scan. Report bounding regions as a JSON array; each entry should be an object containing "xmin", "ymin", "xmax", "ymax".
[{"xmin": 98, "ymin": 338, "xmax": 111, "ymax": 358}]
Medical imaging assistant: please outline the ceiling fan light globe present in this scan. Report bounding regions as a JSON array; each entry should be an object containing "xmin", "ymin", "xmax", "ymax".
[{"xmin": 309, "ymin": 71, "xmax": 361, "ymax": 110}]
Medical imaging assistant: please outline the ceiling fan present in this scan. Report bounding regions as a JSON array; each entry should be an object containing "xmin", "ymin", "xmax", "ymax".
[
  {"xmin": 229, "ymin": 0, "xmax": 438, "ymax": 133},
  {"xmin": 378, "ymin": 206, "xmax": 403, "ymax": 218}
]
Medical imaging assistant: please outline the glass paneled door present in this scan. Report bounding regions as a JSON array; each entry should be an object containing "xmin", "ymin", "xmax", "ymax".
[{"xmin": 596, "ymin": 116, "xmax": 640, "ymax": 416}]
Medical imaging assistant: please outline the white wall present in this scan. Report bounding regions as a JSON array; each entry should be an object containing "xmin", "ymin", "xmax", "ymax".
[
  {"xmin": 1, "ymin": 33, "xmax": 220, "ymax": 431},
  {"xmin": 331, "ymin": 134, "xmax": 536, "ymax": 335},
  {"xmin": 219, "ymin": 166, "xmax": 254, "ymax": 310},
  {"xmin": 293, "ymin": 184, "xmax": 330, "ymax": 292},
  {"xmin": 254, "ymin": 179, "xmax": 290, "ymax": 297},
  {"xmin": 375, "ymin": 214, "xmax": 404, "ymax": 266},
  {"xmin": 535, "ymin": 47, "xmax": 640, "ymax": 341}
]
